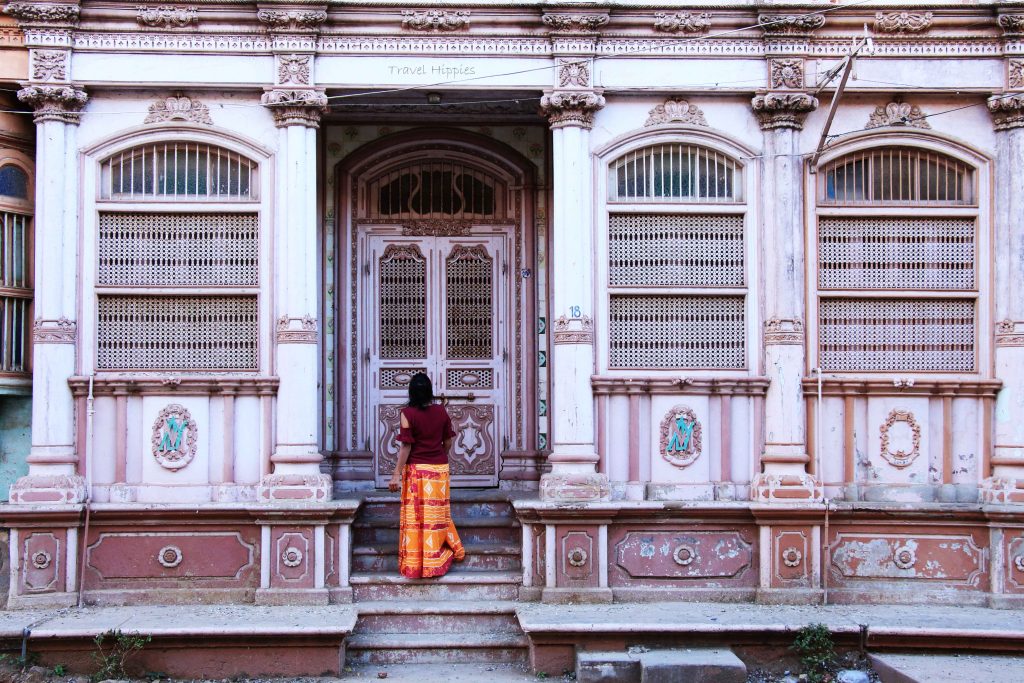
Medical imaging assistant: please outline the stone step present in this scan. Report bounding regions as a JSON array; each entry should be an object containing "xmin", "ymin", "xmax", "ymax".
[
  {"xmin": 354, "ymin": 600, "xmax": 521, "ymax": 635},
  {"xmin": 352, "ymin": 542, "xmax": 522, "ymax": 572},
  {"xmin": 346, "ymin": 632, "xmax": 530, "ymax": 666},
  {"xmin": 353, "ymin": 522, "xmax": 519, "ymax": 546},
  {"xmin": 351, "ymin": 571, "xmax": 521, "ymax": 602},
  {"xmin": 361, "ymin": 496, "xmax": 516, "ymax": 521},
  {"xmin": 576, "ymin": 648, "xmax": 747, "ymax": 683}
]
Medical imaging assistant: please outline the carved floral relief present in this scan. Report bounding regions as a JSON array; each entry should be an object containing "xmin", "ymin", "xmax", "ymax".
[
  {"xmin": 770, "ymin": 59, "xmax": 804, "ymax": 90},
  {"xmin": 136, "ymin": 6, "xmax": 197, "ymax": 29},
  {"xmin": 866, "ymin": 101, "xmax": 931, "ymax": 130},
  {"xmin": 558, "ymin": 58, "xmax": 590, "ymax": 88},
  {"xmin": 879, "ymin": 408, "xmax": 922, "ymax": 468},
  {"xmin": 277, "ymin": 54, "xmax": 311, "ymax": 85},
  {"xmin": 874, "ymin": 12, "xmax": 933, "ymax": 34},
  {"xmin": 659, "ymin": 405, "xmax": 703, "ymax": 468},
  {"xmin": 653, "ymin": 12, "xmax": 710, "ymax": 34},
  {"xmin": 31, "ymin": 50, "xmax": 66, "ymax": 81},
  {"xmin": 144, "ymin": 94, "xmax": 213, "ymax": 125},
  {"xmin": 1010, "ymin": 61, "xmax": 1024, "ymax": 91},
  {"xmin": 644, "ymin": 98, "xmax": 707, "ymax": 127},
  {"xmin": 401, "ymin": 10, "xmax": 469, "ymax": 32}
]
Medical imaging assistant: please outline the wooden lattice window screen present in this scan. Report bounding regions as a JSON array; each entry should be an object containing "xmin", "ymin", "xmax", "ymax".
[
  {"xmin": 610, "ymin": 144, "xmax": 740, "ymax": 202},
  {"xmin": 820, "ymin": 147, "xmax": 973, "ymax": 205},
  {"xmin": 446, "ymin": 246, "xmax": 492, "ymax": 360},
  {"xmin": 97, "ymin": 295, "xmax": 258, "ymax": 370},
  {"xmin": 100, "ymin": 142, "xmax": 256, "ymax": 200},
  {"xmin": 379, "ymin": 245, "xmax": 427, "ymax": 359},
  {"xmin": 609, "ymin": 295, "xmax": 745, "ymax": 369},
  {"xmin": 98, "ymin": 212, "xmax": 259, "ymax": 287}
]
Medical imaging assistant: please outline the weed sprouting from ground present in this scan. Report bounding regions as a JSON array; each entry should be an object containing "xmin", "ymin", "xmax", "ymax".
[
  {"xmin": 91, "ymin": 629, "xmax": 152, "ymax": 682},
  {"xmin": 792, "ymin": 623, "xmax": 836, "ymax": 683}
]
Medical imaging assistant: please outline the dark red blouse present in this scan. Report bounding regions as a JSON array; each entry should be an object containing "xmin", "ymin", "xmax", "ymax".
[{"xmin": 396, "ymin": 403, "xmax": 456, "ymax": 465}]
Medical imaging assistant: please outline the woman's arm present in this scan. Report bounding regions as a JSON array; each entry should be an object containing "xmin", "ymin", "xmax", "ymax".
[{"xmin": 389, "ymin": 413, "xmax": 412, "ymax": 492}]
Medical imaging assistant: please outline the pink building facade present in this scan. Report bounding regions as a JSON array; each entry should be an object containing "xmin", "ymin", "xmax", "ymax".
[{"xmin": 1, "ymin": 0, "xmax": 1023, "ymax": 613}]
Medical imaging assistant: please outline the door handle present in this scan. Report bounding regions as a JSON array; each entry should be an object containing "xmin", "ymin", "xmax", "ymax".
[{"xmin": 439, "ymin": 392, "xmax": 476, "ymax": 403}]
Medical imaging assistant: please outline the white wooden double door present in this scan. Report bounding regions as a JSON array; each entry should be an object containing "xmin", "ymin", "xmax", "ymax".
[{"xmin": 363, "ymin": 231, "xmax": 508, "ymax": 487}]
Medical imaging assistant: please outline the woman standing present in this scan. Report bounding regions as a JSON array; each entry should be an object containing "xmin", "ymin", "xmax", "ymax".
[{"xmin": 388, "ymin": 373, "xmax": 466, "ymax": 578}]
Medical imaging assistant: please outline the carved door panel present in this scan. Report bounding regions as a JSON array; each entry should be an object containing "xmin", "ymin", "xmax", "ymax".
[{"xmin": 367, "ymin": 233, "xmax": 504, "ymax": 487}]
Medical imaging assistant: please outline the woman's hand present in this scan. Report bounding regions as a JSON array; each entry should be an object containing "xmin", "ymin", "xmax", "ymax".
[{"xmin": 388, "ymin": 472, "xmax": 401, "ymax": 492}]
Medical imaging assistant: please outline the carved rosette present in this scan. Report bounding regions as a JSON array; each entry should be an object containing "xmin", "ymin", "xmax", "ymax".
[
  {"xmin": 31, "ymin": 50, "xmax": 66, "ymax": 82},
  {"xmin": 999, "ymin": 15, "xmax": 1024, "ymax": 37},
  {"xmin": 757, "ymin": 14, "xmax": 825, "ymax": 38},
  {"xmin": 277, "ymin": 314, "xmax": 318, "ymax": 344},
  {"xmin": 144, "ymin": 94, "xmax": 212, "ymax": 125},
  {"xmin": 782, "ymin": 547, "xmax": 803, "ymax": 568},
  {"xmin": 672, "ymin": 543, "xmax": 697, "ymax": 566},
  {"xmin": 256, "ymin": 9, "xmax": 326, "ymax": 32},
  {"xmin": 566, "ymin": 547, "xmax": 588, "ymax": 567},
  {"xmin": 874, "ymin": 12, "xmax": 933, "ymax": 34},
  {"xmin": 659, "ymin": 405, "xmax": 703, "ymax": 469},
  {"xmin": 552, "ymin": 315, "xmax": 593, "ymax": 346},
  {"xmin": 281, "ymin": 546, "xmax": 303, "ymax": 567},
  {"xmin": 764, "ymin": 318, "xmax": 804, "ymax": 345},
  {"xmin": 542, "ymin": 13, "xmax": 609, "ymax": 34},
  {"xmin": 401, "ymin": 10, "xmax": 469, "ymax": 32},
  {"xmin": 1015, "ymin": 554, "xmax": 1024, "ymax": 573},
  {"xmin": 653, "ymin": 12, "xmax": 710, "ymax": 34},
  {"xmin": 867, "ymin": 101, "xmax": 931, "ymax": 130},
  {"xmin": 277, "ymin": 54, "xmax": 311, "ymax": 85},
  {"xmin": 644, "ymin": 98, "xmax": 707, "ymax": 127},
  {"xmin": 1011, "ymin": 61, "xmax": 1024, "ymax": 91},
  {"xmin": 157, "ymin": 545, "xmax": 183, "ymax": 568},
  {"xmin": 770, "ymin": 59, "xmax": 804, "ymax": 90},
  {"xmin": 879, "ymin": 409, "xmax": 922, "ymax": 469},
  {"xmin": 33, "ymin": 317, "xmax": 76, "ymax": 343},
  {"xmin": 892, "ymin": 543, "xmax": 917, "ymax": 570},
  {"xmin": 3, "ymin": 2, "xmax": 79, "ymax": 27},
  {"xmin": 31, "ymin": 550, "xmax": 52, "ymax": 570},
  {"xmin": 751, "ymin": 92, "xmax": 818, "ymax": 131},
  {"xmin": 17, "ymin": 84, "xmax": 87, "ymax": 124},
  {"xmin": 557, "ymin": 58, "xmax": 590, "ymax": 88},
  {"xmin": 151, "ymin": 403, "xmax": 197, "ymax": 471},
  {"xmin": 996, "ymin": 319, "xmax": 1024, "ymax": 347},
  {"xmin": 539, "ymin": 91, "xmax": 605, "ymax": 129},
  {"xmin": 261, "ymin": 89, "xmax": 328, "ymax": 128},
  {"xmin": 136, "ymin": 6, "xmax": 198, "ymax": 29},
  {"xmin": 988, "ymin": 94, "xmax": 1024, "ymax": 131}
]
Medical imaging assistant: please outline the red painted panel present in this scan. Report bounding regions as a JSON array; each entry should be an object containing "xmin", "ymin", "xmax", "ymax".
[
  {"xmin": 21, "ymin": 530, "xmax": 64, "ymax": 594},
  {"xmin": 1004, "ymin": 533, "xmax": 1024, "ymax": 594},
  {"xmin": 271, "ymin": 526, "xmax": 314, "ymax": 589},
  {"xmin": 556, "ymin": 526, "xmax": 597, "ymax": 588},
  {"xmin": 609, "ymin": 527, "xmax": 756, "ymax": 588},
  {"xmin": 772, "ymin": 528, "xmax": 812, "ymax": 588},
  {"xmin": 829, "ymin": 529, "xmax": 987, "ymax": 590}
]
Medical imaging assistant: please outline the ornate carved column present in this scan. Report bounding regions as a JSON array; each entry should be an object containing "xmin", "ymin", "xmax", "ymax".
[
  {"xmin": 6, "ymin": 2, "xmax": 87, "ymax": 504},
  {"xmin": 984, "ymin": 67, "xmax": 1024, "ymax": 502},
  {"xmin": 258, "ymin": 6, "xmax": 330, "ymax": 503}
]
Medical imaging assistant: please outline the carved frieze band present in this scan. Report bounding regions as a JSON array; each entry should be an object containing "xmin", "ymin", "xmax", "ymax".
[
  {"xmin": 33, "ymin": 317, "xmax": 76, "ymax": 343},
  {"xmin": 757, "ymin": 14, "xmax": 825, "ymax": 38},
  {"xmin": 645, "ymin": 98, "xmax": 707, "ymax": 127},
  {"xmin": 874, "ymin": 12, "xmax": 933, "ymax": 34},
  {"xmin": 751, "ymin": 92, "xmax": 818, "ymax": 131},
  {"xmin": 542, "ymin": 13, "xmax": 609, "ymax": 34},
  {"xmin": 653, "ymin": 12, "xmax": 710, "ymax": 34},
  {"xmin": 277, "ymin": 315, "xmax": 318, "ymax": 344},
  {"xmin": 996, "ymin": 319, "xmax": 1024, "ymax": 347},
  {"xmin": 137, "ymin": 6, "xmax": 198, "ymax": 29},
  {"xmin": 764, "ymin": 318, "xmax": 804, "ymax": 345},
  {"xmin": 539, "ymin": 91, "xmax": 605, "ymax": 129},
  {"xmin": 3, "ymin": 2, "xmax": 79, "ymax": 27},
  {"xmin": 401, "ymin": 10, "xmax": 469, "ymax": 32},
  {"xmin": 261, "ymin": 89, "xmax": 328, "ymax": 128},
  {"xmin": 401, "ymin": 219, "xmax": 471, "ymax": 237},
  {"xmin": 256, "ymin": 9, "xmax": 326, "ymax": 32},
  {"xmin": 17, "ymin": 84, "xmax": 87, "ymax": 124},
  {"xmin": 552, "ymin": 315, "xmax": 593, "ymax": 345},
  {"xmin": 867, "ymin": 100, "xmax": 931, "ymax": 129},
  {"xmin": 989, "ymin": 94, "xmax": 1024, "ymax": 131},
  {"xmin": 144, "ymin": 94, "xmax": 212, "ymax": 124}
]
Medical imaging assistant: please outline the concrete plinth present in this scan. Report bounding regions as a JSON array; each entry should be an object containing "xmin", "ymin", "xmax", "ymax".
[
  {"xmin": 9, "ymin": 475, "xmax": 86, "ymax": 504},
  {"xmin": 539, "ymin": 473, "xmax": 610, "ymax": 502}
]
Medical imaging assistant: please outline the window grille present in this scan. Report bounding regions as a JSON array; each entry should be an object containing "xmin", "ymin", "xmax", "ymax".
[
  {"xmin": 609, "ymin": 295, "xmax": 745, "ymax": 369},
  {"xmin": 818, "ymin": 217, "xmax": 975, "ymax": 291},
  {"xmin": 98, "ymin": 212, "xmax": 259, "ymax": 287},
  {"xmin": 821, "ymin": 147, "xmax": 972, "ymax": 205},
  {"xmin": 367, "ymin": 161, "xmax": 508, "ymax": 220},
  {"xmin": 0, "ymin": 296, "xmax": 28, "ymax": 373},
  {"xmin": 446, "ymin": 368, "xmax": 494, "ymax": 389},
  {"xmin": 609, "ymin": 213, "xmax": 744, "ymax": 287},
  {"xmin": 1, "ymin": 212, "xmax": 29, "ymax": 290},
  {"xmin": 0, "ymin": 165, "xmax": 29, "ymax": 200},
  {"xmin": 0, "ymin": 211, "xmax": 31, "ymax": 375},
  {"xmin": 379, "ymin": 245, "xmax": 427, "ymax": 359},
  {"xmin": 819, "ymin": 298, "xmax": 974, "ymax": 372},
  {"xmin": 446, "ymin": 246, "xmax": 492, "ymax": 360},
  {"xmin": 380, "ymin": 367, "xmax": 428, "ymax": 389},
  {"xmin": 99, "ymin": 143, "xmax": 256, "ymax": 201},
  {"xmin": 97, "ymin": 295, "xmax": 258, "ymax": 370},
  {"xmin": 610, "ymin": 144, "xmax": 740, "ymax": 202}
]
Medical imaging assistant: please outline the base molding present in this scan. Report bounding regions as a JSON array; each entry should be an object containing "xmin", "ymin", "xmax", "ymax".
[
  {"xmin": 751, "ymin": 473, "xmax": 822, "ymax": 502},
  {"xmin": 255, "ymin": 587, "xmax": 330, "ymax": 606},
  {"xmin": 539, "ymin": 472, "xmax": 610, "ymax": 502},
  {"xmin": 755, "ymin": 587, "xmax": 824, "ymax": 605},
  {"xmin": 9, "ymin": 475, "xmax": 86, "ymax": 504},
  {"xmin": 258, "ymin": 473, "xmax": 333, "ymax": 502},
  {"xmin": 540, "ymin": 587, "xmax": 613, "ymax": 604}
]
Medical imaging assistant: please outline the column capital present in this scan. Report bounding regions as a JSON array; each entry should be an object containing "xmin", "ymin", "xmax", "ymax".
[
  {"xmin": 540, "ymin": 90, "xmax": 605, "ymax": 129},
  {"xmin": 261, "ymin": 88, "xmax": 328, "ymax": 128},
  {"xmin": 988, "ymin": 93, "xmax": 1024, "ymax": 131},
  {"xmin": 751, "ymin": 92, "xmax": 818, "ymax": 131},
  {"xmin": 17, "ymin": 83, "xmax": 87, "ymax": 124}
]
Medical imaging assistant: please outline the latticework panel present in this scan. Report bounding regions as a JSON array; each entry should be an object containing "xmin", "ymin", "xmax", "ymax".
[
  {"xmin": 609, "ymin": 295, "xmax": 745, "ymax": 369},
  {"xmin": 446, "ymin": 246, "xmax": 493, "ymax": 359},
  {"xmin": 380, "ymin": 367, "xmax": 427, "ymax": 389},
  {"xmin": 97, "ymin": 295, "xmax": 258, "ymax": 370},
  {"xmin": 379, "ymin": 246, "xmax": 426, "ymax": 359},
  {"xmin": 98, "ymin": 213, "xmax": 259, "ymax": 287},
  {"xmin": 609, "ymin": 214, "xmax": 744, "ymax": 287},
  {"xmin": 100, "ymin": 142, "xmax": 255, "ymax": 200},
  {"xmin": 611, "ymin": 144, "xmax": 739, "ymax": 202},
  {"xmin": 819, "ymin": 298, "xmax": 975, "ymax": 372},
  {"xmin": 446, "ymin": 368, "xmax": 494, "ymax": 389},
  {"xmin": 818, "ymin": 218, "xmax": 975, "ymax": 291}
]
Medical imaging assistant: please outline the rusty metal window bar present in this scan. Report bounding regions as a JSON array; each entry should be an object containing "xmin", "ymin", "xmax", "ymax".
[
  {"xmin": 368, "ymin": 161, "xmax": 508, "ymax": 220},
  {"xmin": 821, "ymin": 147, "xmax": 973, "ymax": 205},
  {"xmin": 0, "ymin": 211, "xmax": 31, "ymax": 374},
  {"xmin": 100, "ymin": 143, "xmax": 256, "ymax": 201},
  {"xmin": 610, "ymin": 144, "xmax": 739, "ymax": 202}
]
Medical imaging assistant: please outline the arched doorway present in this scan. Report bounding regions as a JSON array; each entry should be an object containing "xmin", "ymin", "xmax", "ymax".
[{"xmin": 333, "ymin": 130, "xmax": 538, "ymax": 488}]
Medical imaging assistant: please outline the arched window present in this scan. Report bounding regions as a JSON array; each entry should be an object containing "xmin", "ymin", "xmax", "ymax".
[
  {"xmin": 814, "ymin": 144, "xmax": 980, "ymax": 373},
  {"xmin": 362, "ymin": 158, "xmax": 512, "ymax": 221},
  {"xmin": 99, "ymin": 141, "xmax": 256, "ymax": 200},
  {"xmin": 0, "ymin": 161, "xmax": 32, "ymax": 377},
  {"xmin": 604, "ymin": 140, "xmax": 747, "ymax": 370},
  {"xmin": 0, "ymin": 165, "xmax": 29, "ymax": 200}
]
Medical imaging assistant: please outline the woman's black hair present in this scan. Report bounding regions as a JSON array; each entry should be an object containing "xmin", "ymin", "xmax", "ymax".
[{"xmin": 408, "ymin": 372, "xmax": 433, "ymax": 409}]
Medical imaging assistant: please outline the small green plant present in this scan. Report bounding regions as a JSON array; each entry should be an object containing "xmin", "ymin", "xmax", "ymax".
[
  {"xmin": 90, "ymin": 629, "xmax": 151, "ymax": 682},
  {"xmin": 792, "ymin": 623, "xmax": 836, "ymax": 683},
  {"xmin": 0, "ymin": 650, "xmax": 40, "ymax": 670},
  {"xmin": 53, "ymin": 663, "xmax": 66, "ymax": 676}
]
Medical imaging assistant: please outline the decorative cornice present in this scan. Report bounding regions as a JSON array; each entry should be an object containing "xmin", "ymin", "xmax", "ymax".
[
  {"xmin": 276, "ymin": 314, "xmax": 318, "ymax": 344},
  {"xmin": 539, "ymin": 90, "xmax": 605, "ymax": 129},
  {"xmin": 542, "ymin": 13, "xmax": 609, "ymax": 34},
  {"xmin": 261, "ymin": 88, "xmax": 327, "ymax": 128},
  {"xmin": 256, "ymin": 9, "xmax": 326, "ymax": 32},
  {"xmin": 757, "ymin": 13, "xmax": 825, "ymax": 38},
  {"xmin": 750, "ymin": 92, "xmax": 817, "ymax": 131},
  {"xmin": 552, "ymin": 315, "xmax": 593, "ymax": 345},
  {"xmin": 644, "ymin": 97, "xmax": 707, "ymax": 127},
  {"xmin": 874, "ymin": 11, "xmax": 933, "ymax": 35},
  {"xmin": 653, "ymin": 12, "xmax": 710, "ymax": 34},
  {"xmin": 144, "ymin": 94, "xmax": 212, "ymax": 125},
  {"xmin": 31, "ymin": 49, "xmax": 67, "ymax": 82},
  {"xmin": 17, "ymin": 84, "xmax": 87, "ymax": 124},
  {"xmin": 988, "ymin": 94, "xmax": 1024, "ymax": 131},
  {"xmin": 764, "ymin": 318, "xmax": 804, "ymax": 345},
  {"xmin": 400, "ymin": 9, "xmax": 469, "ymax": 32},
  {"xmin": 136, "ymin": 6, "xmax": 197, "ymax": 29},
  {"xmin": 866, "ymin": 100, "xmax": 931, "ymax": 130},
  {"xmin": 33, "ymin": 317, "xmax": 76, "ymax": 344},
  {"xmin": 277, "ymin": 53, "xmax": 311, "ymax": 85},
  {"xmin": 3, "ymin": 2, "xmax": 79, "ymax": 27},
  {"xmin": 770, "ymin": 58, "xmax": 804, "ymax": 90},
  {"xmin": 999, "ymin": 14, "xmax": 1024, "ymax": 37}
]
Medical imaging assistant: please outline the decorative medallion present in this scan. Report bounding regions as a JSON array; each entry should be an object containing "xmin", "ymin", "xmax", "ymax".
[
  {"xmin": 672, "ymin": 543, "xmax": 697, "ymax": 566},
  {"xmin": 31, "ymin": 550, "xmax": 52, "ymax": 570},
  {"xmin": 401, "ymin": 10, "xmax": 470, "ymax": 32},
  {"xmin": 31, "ymin": 50, "xmax": 66, "ymax": 82},
  {"xmin": 653, "ymin": 12, "xmax": 710, "ymax": 34},
  {"xmin": 151, "ymin": 403, "xmax": 197, "ymax": 471},
  {"xmin": 659, "ymin": 405, "xmax": 703, "ymax": 468},
  {"xmin": 567, "ymin": 547, "xmax": 588, "ymax": 567},
  {"xmin": 874, "ymin": 12, "xmax": 933, "ymax": 34},
  {"xmin": 136, "ymin": 6, "xmax": 197, "ymax": 29},
  {"xmin": 552, "ymin": 315, "xmax": 593, "ymax": 345},
  {"xmin": 866, "ymin": 100, "xmax": 931, "ymax": 129},
  {"xmin": 281, "ymin": 546, "xmax": 303, "ymax": 567},
  {"xmin": 644, "ymin": 98, "xmax": 707, "ymax": 127},
  {"xmin": 157, "ymin": 545, "xmax": 183, "ymax": 568},
  {"xmin": 144, "ymin": 94, "xmax": 212, "ymax": 125},
  {"xmin": 1015, "ymin": 554, "xmax": 1024, "ymax": 573},
  {"xmin": 893, "ymin": 543, "xmax": 917, "ymax": 570},
  {"xmin": 782, "ymin": 547, "xmax": 803, "ymax": 568},
  {"xmin": 558, "ymin": 58, "xmax": 590, "ymax": 88},
  {"xmin": 277, "ymin": 54, "xmax": 311, "ymax": 85},
  {"xmin": 879, "ymin": 409, "xmax": 922, "ymax": 469},
  {"xmin": 770, "ymin": 59, "xmax": 804, "ymax": 90},
  {"xmin": 542, "ymin": 14, "xmax": 609, "ymax": 33}
]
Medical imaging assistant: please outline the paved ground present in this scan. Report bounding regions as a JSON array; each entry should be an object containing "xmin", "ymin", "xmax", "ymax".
[{"xmin": 869, "ymin": 653, "xmax": 1024, "ymax": 683}]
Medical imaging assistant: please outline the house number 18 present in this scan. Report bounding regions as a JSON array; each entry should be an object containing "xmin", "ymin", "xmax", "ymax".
[{"xmin": 569, "ymin": 306, "xmax": 581, "ymax": 318}]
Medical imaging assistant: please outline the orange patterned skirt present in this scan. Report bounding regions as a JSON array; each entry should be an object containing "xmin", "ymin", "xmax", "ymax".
[{"xmin": 398, "ymin": 463, "xmax": 465, "ymax": 579}]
